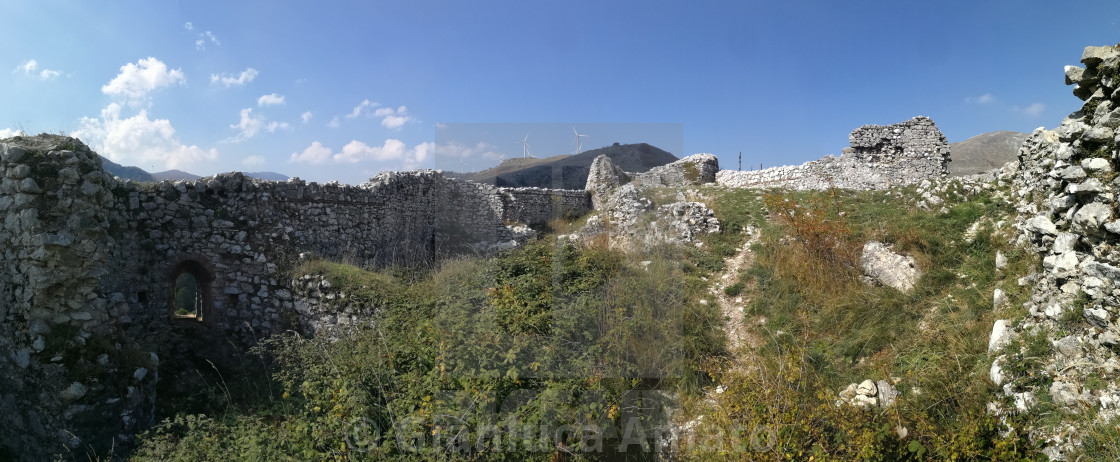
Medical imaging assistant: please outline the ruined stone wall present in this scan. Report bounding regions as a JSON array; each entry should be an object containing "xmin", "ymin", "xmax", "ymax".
[
  {"xmin": 500, "ymin": 187, "xmax": 592, "ymax": 226},
  {"xmin": 0, "ymin": 139, "xmax": 158, "ymax": 460},
  {"xmin": 0, "ymin": 134, "xmax": 590, "ymax": 460},
  {"xmin": 715, "ymin": 116, "xmax": 950, "ymax": 190},
  {"xmin": 993, "ymin": 44, "xmax": 1120, "ymax": 459}
]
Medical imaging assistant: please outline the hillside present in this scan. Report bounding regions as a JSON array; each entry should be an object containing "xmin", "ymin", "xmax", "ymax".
[
  {"xmin": 98, "ymin": 155, "xmax": 156, "ymax": 182},
  {"xmin": 948, "ymin": 131, "xmax": 1028, "ymax": 176},
  {"xmin": 450, "ymin": 142, "xmax": 678, "ymax": 189},
  {"xmin": 151, "ymin": 169, "xmax": 201, "ymax": 181}
]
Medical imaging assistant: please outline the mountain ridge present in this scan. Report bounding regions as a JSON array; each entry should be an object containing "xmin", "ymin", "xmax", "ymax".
[{"xmin": 449, "ymin": 142, "xmax": 679, "ymax": 189}]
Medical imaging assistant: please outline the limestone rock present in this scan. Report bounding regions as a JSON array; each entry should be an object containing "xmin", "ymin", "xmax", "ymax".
[
  {"xmin": 1025, "ymin": 215, "xmax": 1058, "ymax": 236},
  {"xmin": 860, "ymin": 241, "xmax": 920, "ymax": 292},
  {"xmin": 988, "ymin": 320, "xmax": 1014, "ymax": 353},
  {"xmin": 585, "ymin": 155, "xmax": 630, "ymax": 210}
]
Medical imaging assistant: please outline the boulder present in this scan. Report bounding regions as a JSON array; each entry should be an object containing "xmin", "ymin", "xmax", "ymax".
[{"xmin": 860, "ymin": 241, "xmax": 920, "ymax": 292}]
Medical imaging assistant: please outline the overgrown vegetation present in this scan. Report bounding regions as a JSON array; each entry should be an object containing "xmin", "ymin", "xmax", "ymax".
[
  {"xmin": 133, "ymin": 181, "xmax": 1052, "ymax": 460},
  {"xmin": 134, "ymin": 240, "xmax": 727, "ymax": 460},
  {"xmin": 683, "ymin": 185, "xmax": 1044, "ymax": 460}
]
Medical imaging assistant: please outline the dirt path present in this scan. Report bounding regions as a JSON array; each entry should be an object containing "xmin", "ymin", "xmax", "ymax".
[{"xmin": 709, "ymin": 225, "xmax": 761, "ymax": 353}]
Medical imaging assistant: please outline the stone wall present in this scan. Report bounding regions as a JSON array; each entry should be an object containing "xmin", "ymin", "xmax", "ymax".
[
  {"xmin": 501, "ymin": 187, "xmax": 592, "ymax": 226},
  {"xmin": 0, "ymin": 139, "xmax": 159, "ymax": 460},
  {"xmin": 0, "ymin": 134, "xmax": 590, "ymax": 460},
  {"xmin": 715, "ymin": 116, "xmax": 951, "ymax": 190},
  {"xmin": 993, "ymin": 44, "xmax": 1120, "ymax": 459}
]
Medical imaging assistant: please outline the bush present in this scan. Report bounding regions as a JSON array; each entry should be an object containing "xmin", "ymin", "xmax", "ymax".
[{"xmin": 134, "ymin": 240, "xmax": 727, "ymax": 460}]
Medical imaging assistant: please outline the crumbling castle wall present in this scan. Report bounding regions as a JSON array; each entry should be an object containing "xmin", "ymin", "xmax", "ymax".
[
  {"xmin": 993, "ymin": 44, "xmax": 1120, "ymax": 460},
  {"xmin": 715, "ymin": 116, "xmax": 951, "ymax": 190},
  {"xmin": 0, "ymin": 134, "xmax": 590, "ymax": 460}
]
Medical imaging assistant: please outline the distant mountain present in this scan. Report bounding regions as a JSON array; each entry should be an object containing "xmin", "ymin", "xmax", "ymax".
[
  {"xmin": 450, "ymin": 142, "xmax": 679, "ymax": 189},
  {"xmin": 152, "ymin": 170, "xmax": 202, "ymax": 181},
  {"xmin": 150, "ymin": 170, "xmax": 290, "ymax": 182},
  {"xmin": 948, "ymin": 131, "xmax": 1029, "ymax": 176},
  {"xmin": 243, "ymin": 171, "xmax": 290, "ymax": 181},
  {"xmin": 98, "ymin": 155, "xmax": 155, "ymax": 182}
]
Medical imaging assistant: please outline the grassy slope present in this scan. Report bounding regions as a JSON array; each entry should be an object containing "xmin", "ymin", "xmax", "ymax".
[
  {"xmin": 683, "ymin": 182, "xmax": 1045, "ymax": 460},
  {"xmin": 130, "ymin": 179, "xmax": 1061, "ymax": 461}
]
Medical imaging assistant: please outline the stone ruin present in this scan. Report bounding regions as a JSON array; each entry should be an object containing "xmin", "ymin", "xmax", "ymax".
[
  {"xmin": 0, "ymin": 134, "xmax": 592, "ymax": 459},
  {"xmin": 991, "ymin": 44, "xmax": 1120, "ymax": 459},
  {"xmin": 0, "ymin": 113, "xmax": 959, "ymax": 459},
  {"xmin": 715, "ymin": 116, "xmax": 951, "ymax": 190},
  {"xmin": 577, "ymin": 153, "xmax": 722, "ymax": 251}
]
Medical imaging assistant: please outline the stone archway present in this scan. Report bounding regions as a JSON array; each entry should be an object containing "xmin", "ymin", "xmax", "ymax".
[{"xmin": 168, "ymin": 258, "xmax": 215, "ymax": 322}]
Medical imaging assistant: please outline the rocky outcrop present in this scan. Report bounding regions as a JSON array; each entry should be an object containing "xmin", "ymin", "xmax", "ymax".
[
  {"xmin": 586, "ymin": 154, "xmax": 630, "ymax": 210},
  {"xmin": 994, "ymin": 44, "xmax": 1120, "ymax": 460},
  {"xmin": 631, "ymin": 153, "xmax": 720, "ymax": 188},
  {"xmin": 570, "ymin": 155, "xmax": 722, "ymax": 251},
  {"xmin": 716, "ymin": 117, "xmax": 950, "ymax": 190},
  {"xmin": 861, "ymin": 241, "xmax": 921, "ymax": 292}
]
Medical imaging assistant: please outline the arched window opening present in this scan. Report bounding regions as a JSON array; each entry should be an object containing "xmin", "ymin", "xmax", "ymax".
[
  {"xmin": 173, "ymin": 273, "xmax": 201, "ymax": 317},
  {"xmin": 169, "ymin": 259, "xmax": 214, "ymax": 322}
]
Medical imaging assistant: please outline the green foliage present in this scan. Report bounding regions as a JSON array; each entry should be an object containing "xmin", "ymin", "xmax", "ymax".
[
  {"xmin": 135, "ymin": 240, "xmax": 727, "ymax": 460},
  {"xmin": 172, "ymin": 273, "xmax": 199, "ymax": 317},
  {"xmin": 723, "ymin": 281, "xmax": 745, "ymax": 297},
  {"xmin": 686, "ymin": 185, "xmax": 1042, "ymax": 460}
]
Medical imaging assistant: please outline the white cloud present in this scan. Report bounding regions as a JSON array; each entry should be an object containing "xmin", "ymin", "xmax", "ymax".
[
  {"xmin": 1022, "ymin": 102, "xmax": 1045, "ymax": 117},
  {"xmin": 289, "ymin": 139, "xmax": 432, "ymax": 169},
  {"xmin": 242, "ymin": 155, "xmax": 265, "ymax": 167},
  {"xmin": 226, "ymin": 107, "xmax": 290, "ymax": 142},
  {"xmin": 346, "ymin": 99, "xmax": 378, "ymax": 119},
  {"xmin": 434, "ymin": 141, "xmax": 504, "ymax": 162},
  {"xmin": 289, "ymin": 141, "xmax": 334, "ymax": 164},
  {"xmin": 301, "ymin": 111, "xmax": 313, "ymax": 124},
  {"xmin": 101, "ymin": 57, "xmax": 185, "ymax": 105},
  {"xmin": 15, "ymin": 59, "xmax": 37, "ymax": 74},
  {"xmin": 333, "ymin": 139, "xmax": 407, "ymax": 163},
  {"xmin": 210, "ymin": 68, "xmax": 259, "ymax": 87},
  {"xmin": 0, "ymin": 128, "xmax": 24, "ymax": 138},
  {"xmin": 184, "ymin": 22, "xmax": 193, "ymax": 31},
  {"xmin": 73, "ymin": 103, "xmax": 217, "ymax": 170},
  {"xmin": 196, "ymin": 31, "xmax": 220, "ymax": 51},
  {"xmin": 14, "ymin": 59, "xmax": 62, "ymax": 81},
  {"xmin": 327, "ymin": 116, "xmax": 341, "ymax": 128},
  {"xmin": 257, "ymin": 93, "xmax": 285, "ymax": 106},
  {"xmin": 966, "ymin": 93, "xmax": 997, "ymax": 104},
  {"xmin": 375, "ymin": 105, "xmax": 412, "ymax": 129},
  {"xmin": 339, "ymin": 100, "xmax": 413, "ymax": 129}
]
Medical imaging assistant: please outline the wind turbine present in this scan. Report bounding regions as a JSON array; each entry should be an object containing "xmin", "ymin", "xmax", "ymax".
[
  {"xmin": 572, "ymin": 127, "xmax": 587, "ymax": 154},
  {"xmin": 519, "ymin": 134, "xmax": 531, "ymax": 158}
]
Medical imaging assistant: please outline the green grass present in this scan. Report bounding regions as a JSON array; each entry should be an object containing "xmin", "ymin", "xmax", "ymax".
[{"xmin": 681, "ymin": 183, "xmax": 1044, "ymax": 460}]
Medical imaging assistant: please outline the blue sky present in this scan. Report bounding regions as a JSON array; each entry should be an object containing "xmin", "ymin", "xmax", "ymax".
[{"xmin": 2, "ymin": 0, "xmax": 1119, "ymax": 184}]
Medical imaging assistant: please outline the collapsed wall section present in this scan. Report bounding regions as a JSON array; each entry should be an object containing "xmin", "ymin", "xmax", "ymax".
[{"xmin": 716, "ymin": 116, "xmax": 951, "ymax": 190}]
